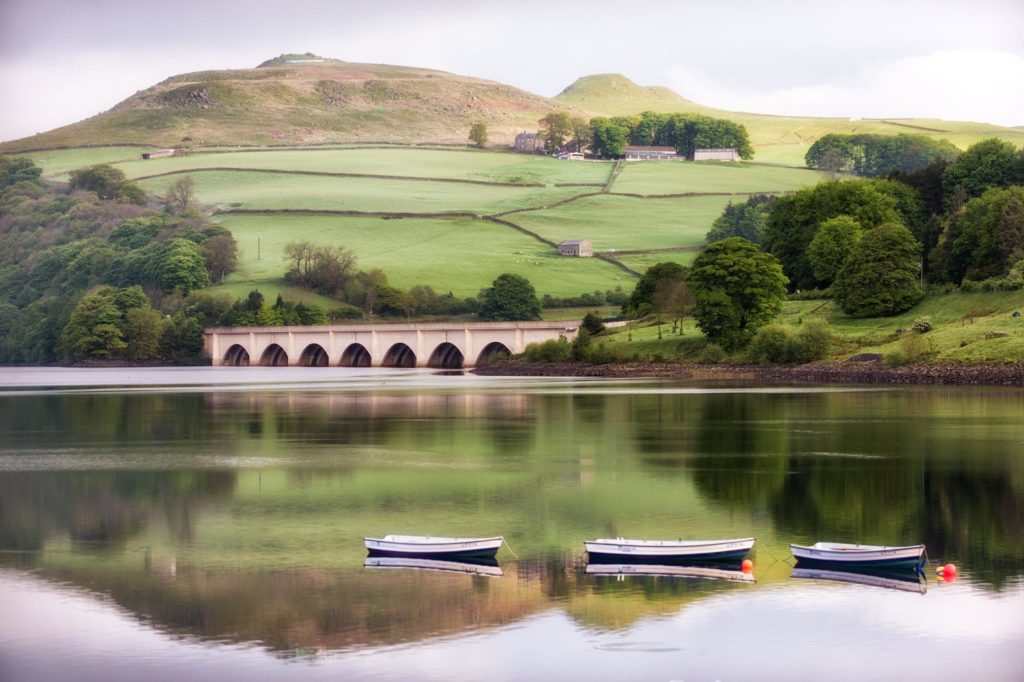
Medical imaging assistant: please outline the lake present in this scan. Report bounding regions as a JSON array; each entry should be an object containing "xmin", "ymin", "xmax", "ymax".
[{"xmin": 0, "ymin": 367, "xmax": 1022, "ymax": 681}]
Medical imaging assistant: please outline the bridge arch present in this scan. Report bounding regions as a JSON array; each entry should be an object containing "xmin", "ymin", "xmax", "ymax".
[
  {"xmin": 340, "ymin": 343, "xmax": 371, "ymax": 367},
  {"xmin": 223, "ymin": 344, "xmax": 251, "ymax": 366},
  {"xmin": 382, "ymin": 343, "xmax": 416, "ymax": 368},
  {"xmin": 298, "ymin": 343, "xmax": 329, "ymax": 367},
  {"xmin": 476, "ymin": 341, "xmax": 512, "ymax": 366},
  {"xmin": 428, "ymin": 342, "xmax": 464, "ymax": 369},
  {"xmin": 259, "ymin": 343, "xmax": 289, "ymax": 367}
]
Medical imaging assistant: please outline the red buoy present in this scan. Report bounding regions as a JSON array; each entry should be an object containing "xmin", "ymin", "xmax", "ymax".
[
  {"xmin": 943, "ymin": 563, "xmax": 958, "ymax": 580},
  {"xmin": 741, "ymin": 559, "xmax": 754, "ymax": 572}
]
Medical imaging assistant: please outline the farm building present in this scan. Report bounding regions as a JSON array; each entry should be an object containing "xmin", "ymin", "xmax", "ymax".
[
  {"xmin": 558, "ymin": 239, "xmax": 593, "ymax": 257},
  {"xmin": 694, "ymin": 148, "xmax": 741, "ymax": 161},
  {"xmin": 624, "ymin": 146, "xmax": 678, "ymax": 161},
  {"xmin": 141, "ymin": 149, "xmax": 176, "ymax": 160},
  {"xmin": 513, "ymin": 132, "xmax": 545, "ymax": 153},
  {"xmin": 557, "ymin": 152, "xmax": 585, "ymax": 161}
]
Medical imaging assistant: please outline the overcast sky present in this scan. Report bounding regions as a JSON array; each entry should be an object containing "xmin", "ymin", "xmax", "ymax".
[{"xmin": 2, "ymin": 0, "xmax": 1023, "ymax": 142}]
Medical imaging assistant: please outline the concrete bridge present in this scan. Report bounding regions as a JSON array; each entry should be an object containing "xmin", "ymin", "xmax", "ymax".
[{"xmin": 203, "ymin": 320, "xmax": 580, "ymax": 368}]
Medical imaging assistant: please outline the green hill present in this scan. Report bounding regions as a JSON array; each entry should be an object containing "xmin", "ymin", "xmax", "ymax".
[{"xmin": 3, "ymin": 57, "xmax": 1022, "ymax": 167}]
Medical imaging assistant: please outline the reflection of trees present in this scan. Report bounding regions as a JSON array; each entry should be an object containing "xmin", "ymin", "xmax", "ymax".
[
  {"xmin": 0, "ymin": 471, "xmax": 236, "ymax": 552},
  {"xmin": 686, "ymin": 390, "xmax": 1024, "ymax": 587}
]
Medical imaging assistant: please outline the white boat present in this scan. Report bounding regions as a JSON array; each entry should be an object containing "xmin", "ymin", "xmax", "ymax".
[
  {"xmin": 584, "ymin": 537, "xmax": 755, "ymax": 562},
  {"xmin": 364, "ymin": 534, "xmax": 503, "ymax": 559},
  {"xmin": 790, "ymin": 542, "xmax": 926, "ymax": 570},
  {"xmin": 586, "ymin": 563, "xmax": 754, "ymax": 583},
  {"xmin": 792, "ymin": 567, "xmax": 926, "ymax": 594},
  {"xmin": 364, "ymin": 557, "xmax": 503, "ymax": 577}
]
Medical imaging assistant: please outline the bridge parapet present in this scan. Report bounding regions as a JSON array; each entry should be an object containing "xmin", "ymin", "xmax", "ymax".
[{"xmin": 204, "ymin": 320, "xmax": 580, "ymax": 368}]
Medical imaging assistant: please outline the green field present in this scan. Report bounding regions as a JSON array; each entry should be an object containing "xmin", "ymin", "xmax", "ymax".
[
  {"xmin": 138, "ymin": 170, "xmax": 580, "ymax": 214},
  {"xmin": 218, "ymin": 213, "xmax": 636, "ymax": 297},
  {"xmin": 613, "ymin": 160, "xmax": 828, "ymax": 194},
  {"xmin": 614, "ymin": 250, "xmax": 698, "ymax": 273},
  {"xmin": 24, "ymin": 146, "xmax": 150, "ymax": 179},
  {"xmin": 117, "ymin": 148, "xmax": 612, "ymax": 185},
  {"xmin": 512, "ymin": 194, "xmax": 729, "ymax": 251}
]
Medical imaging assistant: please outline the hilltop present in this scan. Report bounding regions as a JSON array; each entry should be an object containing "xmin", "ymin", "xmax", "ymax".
[
  {"xmin": 2, "ymin": 56, "xmax": 1023, "ymax": 165},
  {"xmin": 1, "ymin": 55, "xmax": 566, "ymax": 152}
]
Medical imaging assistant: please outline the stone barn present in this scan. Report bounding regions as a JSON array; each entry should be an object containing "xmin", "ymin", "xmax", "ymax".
[{"xmin": 558, "ymin": 239, "xmax": 593, "ymax": 257}]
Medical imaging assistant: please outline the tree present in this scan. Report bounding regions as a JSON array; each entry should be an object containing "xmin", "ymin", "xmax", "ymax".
[
  {"xmin": 123, "ymin": 307, "xmax": 165, "ymax": 360},
  {"xmin": 0, "ymin": 156, "xmax": 42, "ymax": 189},
  {"xmin": 478, "ymin": 273, "xmax": 541, "ymax": 321},
  {"xmin": 589, "ymin": 117, "xmax": 630, "ymax": 158},
  {"xmin": 69, "ymin": 164, "xmax": 129, "ymax": 200},
  {"xmin": 201, "ymin": 234, "xmax": 238, "ymax": 283},
  {"xmin": 284, "ymin": 241, "xmax": 357, "ymax": 296},
  {"xmin": 624, "ymin": 261, "xmax": 687, "ymax": 315},
  {"xmin": 164, "ymin": 177, "xmax": 197, "ymax": 215},
  {"xmin": 60, "ymin": 288, "xmax": 127, "ymax": 359},
  {"xmin": 153, "ymin": 239, "xmax": 210, "ymax": 293},
  {"xmin": 688, "ymin": 238, "xmax": 788, "ymax": 349},
  {"xmin": 570, "ymin": 117, "xmax": 593, "ymax": 153},
  {"xmin": 763, "ymin": 179, "xmax": 919, "ymax": 290},
  {"xmin": 468, "ymin": 122, "xmax": 488, "ymax": 148},
  {"xmin": 834, "ymin": 223, "xmax": 924, "ymax": 317},
  {"xmin": 943, "ymin": 138, "xmax": 1022, "ymax": 202},
  {"xmin": 539, "ymin": 112, "xmax": 573, "ymax": 151},
  {"xmin": 806, "ymin": 133, "xmax": 959, "ymax": 177},
  {"xmin": 706, "ymin": 194, "xmax": 775, "ymax": 245},
  {"xmin": 932, "ymin": 186, "xmax": 1024, "ymax": 283},
  {"xmin": 806, "ymin": 215, "xmax": 863, "ymax": 284},
  {"xmin": 652, "ymin": 277, "xmax": 695, "ymax": 338}
]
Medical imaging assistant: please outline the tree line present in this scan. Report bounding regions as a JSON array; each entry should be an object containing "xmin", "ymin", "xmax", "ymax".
[
  {"xmin": 805, "ymin": 133, "xmax": 961, "ymax": 177},
  {"xmin": 534, "ymin": 111, "xmax": 753, "ymax": 159}
]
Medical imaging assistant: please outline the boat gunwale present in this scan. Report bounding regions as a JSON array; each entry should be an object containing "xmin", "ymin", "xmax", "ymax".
[
  {"xmin": 584, "ymin": 537, "xmax": 755, "ymax": 549},
  {"xmin": 789, "ymin": 542, "xmax": 925, "ymax": 556},
  {"xmin": 364, "ymin": 536, "xmax": 504, "ymax": 549}
]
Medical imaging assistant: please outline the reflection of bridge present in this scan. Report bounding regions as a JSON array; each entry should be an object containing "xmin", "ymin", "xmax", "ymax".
[{"xmin": 204, "ymin": 321, "xmax": 579, "ymax": 368}]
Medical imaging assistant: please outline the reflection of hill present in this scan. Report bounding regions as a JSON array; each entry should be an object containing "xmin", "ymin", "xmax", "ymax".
[{"xmin": 15, "ymin": 553, "xmax": 772, "ymax": 653}]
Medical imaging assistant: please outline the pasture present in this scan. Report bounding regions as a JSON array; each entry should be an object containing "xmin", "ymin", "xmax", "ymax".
[
  {"xmin": 217, "ymin": 213, "xmax": 636, "ymax": 297},
  {"xmin": 24, "ymin": 146, "xmax": 150, "ymax": 179},
  {"xmin": 137, "ymin": 171, "xmax": 581, "ymax": 214},
  {"xmin": 511, "ymin": 194, "xmax": 731, "ymax": 251},
  {"xmin": 612, "ymin": 160, "xmax": 827, "ymax": 195},
  {"xmin": 117, "ymin": 147, "xmax": 612, "ymax": 185}
]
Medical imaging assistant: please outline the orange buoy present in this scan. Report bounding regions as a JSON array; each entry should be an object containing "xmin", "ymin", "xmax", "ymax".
[{"xmin": 741, "ymin": 559, "xmax": 754, "ymax": 572}]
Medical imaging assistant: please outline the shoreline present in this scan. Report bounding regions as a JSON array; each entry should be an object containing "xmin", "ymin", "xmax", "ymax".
[{"xmin": 474, "ymin": 361, "xmax": 1024, "ymax": 386}]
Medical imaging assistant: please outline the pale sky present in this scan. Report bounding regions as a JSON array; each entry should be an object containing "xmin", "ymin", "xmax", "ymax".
[{"xmin": 1, "ymin": 0, "xmax": 1023, "ymax": 142}]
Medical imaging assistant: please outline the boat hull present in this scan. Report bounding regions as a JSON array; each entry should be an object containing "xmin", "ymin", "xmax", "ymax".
[
  {"xmin": 364, "ymin": 536, "xmax": 502, "ymax": 560},
  {"xmin": 790, "ymin": 543, "xmax": 926, "ymax": 571},
  {"xmin": 585, "ymin": 538, "xmax": 754, "ymax": 564}
]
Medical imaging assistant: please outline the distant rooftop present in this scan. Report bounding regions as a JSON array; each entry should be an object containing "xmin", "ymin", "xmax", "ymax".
[{"xmin": 624, "ymin": 145, "xmax": 676, "ymax": 152}]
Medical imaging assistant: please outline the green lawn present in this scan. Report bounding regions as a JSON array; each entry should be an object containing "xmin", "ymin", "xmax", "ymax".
[
  {"xmin": 20, "ymin": 146, "xmax": 150, "ymax": 180},
  {"xmin": 137, "ymin": 170, "xmax": 581, "ymax": 214},
  {"xmin": 115, "ymin": 148, "xmax": 612, "ymax": 185},
  {"xmin": 512, "ymin": 194, "xmax": 728, "ymax": 251},
  {"xmin": 216, "ymin": 213, "xmax": 636, "ymax": 298},
  {"xmin": 613, "ymin": 160, "xmax": 828, "ymax": 195}
]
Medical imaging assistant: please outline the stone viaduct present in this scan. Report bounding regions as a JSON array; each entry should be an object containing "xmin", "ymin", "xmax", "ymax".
[{"xmin": 203, "ymin": 320, "xmax": 580, "ymax": 368}]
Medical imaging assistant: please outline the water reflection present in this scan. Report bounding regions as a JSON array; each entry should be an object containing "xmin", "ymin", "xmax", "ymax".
[{"xmin": 0, "ymin": 376, "xmax": 1022, "ymax": 679}]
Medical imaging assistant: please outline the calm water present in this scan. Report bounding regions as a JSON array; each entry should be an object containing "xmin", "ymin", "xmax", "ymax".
[{"xmin": 1, "ymin": 368, "xmax": 1022, "ymax": 681}]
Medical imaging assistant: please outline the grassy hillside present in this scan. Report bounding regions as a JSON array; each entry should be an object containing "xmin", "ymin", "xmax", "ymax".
[
  {"xmin": 555, "ymin": 74, "xmax": 1024, "ymax": 166},
  {"xmin": 9, "ymin": 145, "xmax": 832, "ymax": 301},
  {"xmin": 216, "ymin": 213, "xmax": 636, "ymax": 297},
  {"xmin": 601, "ymin": 290, "xmax": 1024, "ymax": 364},
  {"xmin": 0, "ymin": 56, "xmax": 571, "ymax": 152},
  {"xmin": 4, "ymin": 57, "xmax": 1022, "ymax": 167}
]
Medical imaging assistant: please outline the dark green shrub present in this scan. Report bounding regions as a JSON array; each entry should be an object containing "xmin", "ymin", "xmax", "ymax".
[
  {"xmin": 581, "ymin": 312, "xmax": 606, "ymax": 335},
  {"xmin": 522, "ymin": 338, "xmax": 571, "ymax": 362},
  {"xmin": 697, "ymin": 343, "xmax": 726, "ymax": 364}
]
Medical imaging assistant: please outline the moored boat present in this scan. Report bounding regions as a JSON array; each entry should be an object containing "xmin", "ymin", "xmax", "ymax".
[
  {"xmin": 586, "ymin": 562, "xmax": 754, "ymax": 583},
  {"xmin": 364, "ymin": 534, "xmax": 503, "ymax": 559},
  {"xmin": 790, "ymin": 542, "xmax": 926, "ymax": 571},
  {"xmin": 584, "ymin": 537, "xmax": 755, "ymax": 563},
  {"xmin": 364, "ymin": 556, "xmax": 503, "ymax": 577}
]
